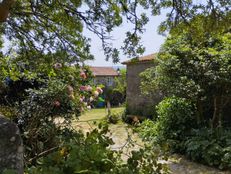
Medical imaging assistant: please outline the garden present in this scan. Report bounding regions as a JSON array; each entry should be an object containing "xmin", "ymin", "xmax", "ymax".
[{"xmin": 0, "ymin": 0, "xmax": 231, "ymax": 174}]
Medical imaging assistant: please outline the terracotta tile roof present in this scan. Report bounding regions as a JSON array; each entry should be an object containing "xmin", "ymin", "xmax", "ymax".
[
  {"xmin": 89, "ymin": 67, "xmax": 119, "ymax": 76},
  {"xmin": 121, "ymin": 53, "xmax": 157, "ymax": 64}
]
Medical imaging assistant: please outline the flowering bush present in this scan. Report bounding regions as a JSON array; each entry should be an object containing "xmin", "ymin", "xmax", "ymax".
[{"xmin": 12, "ymin": 63, "xmax": 104, "ymax": 164}]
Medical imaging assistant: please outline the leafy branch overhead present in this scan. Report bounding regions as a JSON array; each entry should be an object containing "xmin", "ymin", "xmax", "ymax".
[{"xmin": 0, "ymin": 0, "xmax": 230, "ymax": 62}]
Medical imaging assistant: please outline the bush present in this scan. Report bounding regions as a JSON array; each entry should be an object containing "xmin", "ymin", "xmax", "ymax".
[
  {"xmin": 137, "ymin": 97, "xmax": 197, "ymax": 152},
  {"xmin": 26, "ymin": 125, "xmax": 168, "ymax": 174},
  {"xmin": 17, "ymin": 79, "xmax": 82, "ymax": 163},
  {"xmin": 135, "ymin": 119, "xmax": 158, "ymax": 142},
  {"xmin": 107, "ymin": 113, "xmax": 121, "ymax": 124},
  {"xmin": 104, "ymin": 88, "xmax": 125, "ymax": 107},
  {"xmin": 184, "ymin": 128, "xmax": 231, "ymax": 169},
  {"xmin": 0, "ymin": 105, "xmax": 17, "ymax": 120},
  {"xmin": 137, "ymin": 97, "xmax": 231, "ymax": 170},
  {"xmin": 156, "ymin": 97, "xmax": 196, "ymax": 141}
]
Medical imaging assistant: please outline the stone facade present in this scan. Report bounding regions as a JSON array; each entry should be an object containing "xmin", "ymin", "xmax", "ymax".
[
  {"xmin": 0, "ymin": 115, "xmax": 23, "ymax": 174},
  {"xmin": 123, "ymin": 54, "xmax": 162, "ymax": 117}
]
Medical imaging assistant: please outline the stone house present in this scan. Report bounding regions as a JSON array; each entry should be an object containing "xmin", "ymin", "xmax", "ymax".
[
  {"xmin": 122, "ymin": 53, "xmax": 162, "ymax": 117},
  {"xmin": 90, "ymin": 67, "xmax": 120, "ymax": 88}
]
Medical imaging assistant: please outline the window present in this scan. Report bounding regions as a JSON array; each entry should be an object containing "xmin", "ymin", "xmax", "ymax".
[{"xmin": 107, "ymin": 77, "xmax": 113, "ymax": 86}]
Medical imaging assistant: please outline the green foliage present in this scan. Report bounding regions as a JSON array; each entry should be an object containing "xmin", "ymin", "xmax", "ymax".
[
  {"xmin": 106, "ymin": 112, "xmax": 121, "ymax": 124},
  {"xmin": 18, "ymin": 79, "xmax": 79, "ymax": 163},
  {"xmin": 184, "ymin": 128, "xmax": 231, "ymax": 169},
  {"xmin": 141, "ymin": 31, "xmax": 231, "ymax": 128},
  {"xmin": 135, "ymin": 119, "xmax": 158, "ymax": 142},
  {"xmin": 2, "ymin": 1, "xmax": 230, "ymax": 62},
  {"xmin": 156, "ymin": 97, "xmax": 196, "ymax": 141},
  {"xmin": 0, "ymin": 105, "xmax": 17, "ymax": 119},
  {"xmin": 104, "ymin": 87, "xmax": 125, "ymax": 106},
  {"xmin": 10, "ymin": 63, "xmax": 100, "ymax": 164},
  {"xmin": 137, "ymin": 97, "xmax": 196, "ymax": 152},
  {"xmin": 26, "ymin": 125, "xmax": 168, "ymax": 174},
  {"xmin": 142, "ymin": 32, "xmax": 231, "ymax": 100},
  {"xmin": 113, "ymin": 68, "xmax": 126, "ymax": 98},
  {"xmin": 2, "ymin": 169, "xmax": 17, "ymax": 174},
  {"xmin": 137, "ymin": 100, "xmax": 231, "ymax": 169}
]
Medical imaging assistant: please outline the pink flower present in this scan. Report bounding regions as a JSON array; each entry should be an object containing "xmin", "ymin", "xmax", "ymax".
[
  {"xmin": 86, "ymin": 85, "xmax": 92, "ymax": 91},
  {"xmin": 80, "ymin": 86, "xmax": 87, "ymax": 91},
  {"xmin": 80, "ymin": 71, "xmax": 87, "ymax": 79},
  {"xmin": 96, "ymin": 87, "xmax": 103, "ymax": 94},
  {"xmin": 79, "ymin": 97, "xmax": 84, "ymax": 102},
  {"xmin": 53, "ymin": 63, "xmax": 62, "ymax": 69},
  {"xmin": 80, "ymin": 85, "xmax": 92, "ymax": 92}
]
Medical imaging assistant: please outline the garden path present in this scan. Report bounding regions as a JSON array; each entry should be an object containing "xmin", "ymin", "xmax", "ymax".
[{"xmin": 72, "ymin": 107, "xmax": 231, "ymax": 174}]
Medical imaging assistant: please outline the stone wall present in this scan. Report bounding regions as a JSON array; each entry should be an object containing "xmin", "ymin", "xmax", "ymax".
[
  {"xmin": 0, "ymin": 115, "xmax": 23, "ymax": 174},
  {"xmin": 126, "ymin": 61, "xmax": 162, "ymax": 117}
]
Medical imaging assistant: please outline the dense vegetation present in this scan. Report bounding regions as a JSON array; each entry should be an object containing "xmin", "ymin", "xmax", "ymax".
[
  {"xmin": 0, "ymin": 0, "xmax": 231, "ymax": 173},
  {"xmin": 140, "ymin": 14, "xmax": 231, "ymax": 169}
]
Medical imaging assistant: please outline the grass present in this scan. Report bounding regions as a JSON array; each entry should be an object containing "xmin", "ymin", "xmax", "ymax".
[
  {"xmin": 72, "ymin": 107, "xmax": 125, "ymax": 131},
  {"xmin": 72, "ymin": 106, "xmax": 143, "ymax": 161},
  {"xmin": 79, "ymin": 107, "xmax": 125, "ymax": 122}
]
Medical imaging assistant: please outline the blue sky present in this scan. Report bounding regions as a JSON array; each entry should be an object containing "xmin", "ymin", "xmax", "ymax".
[{"xmin": 85, "ymin": 11, "xmax": 167, "ymax": 67}]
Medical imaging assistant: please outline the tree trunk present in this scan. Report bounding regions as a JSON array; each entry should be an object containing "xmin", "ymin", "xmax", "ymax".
[{"xmin": 0, "ymin": 0, "xmax": 15, "ymax": 22}]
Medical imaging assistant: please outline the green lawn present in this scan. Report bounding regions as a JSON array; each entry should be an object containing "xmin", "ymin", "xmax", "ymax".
[
  {"xmin": 79, "ymin": 107, "xmax": 125, "ymax": 121},
  {"xmin": 72, "ymin": 107, "xmax": 125, "ymax": 131}
]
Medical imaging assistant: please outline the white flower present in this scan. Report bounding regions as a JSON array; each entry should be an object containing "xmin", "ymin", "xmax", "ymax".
[
  {"xmin": 89, "ymin": 96, "xmax": 94, "ymax": 102},
  {"xmin": 93, "ymin": 91, "xmax": 99, "ymax": 97},
  {"xmin": 53, "ymin": 63, "xmax": 62, "ymax": 69}
]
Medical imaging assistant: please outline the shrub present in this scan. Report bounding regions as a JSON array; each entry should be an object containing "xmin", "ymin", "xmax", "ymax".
[
  {"xmin": 135, "ymin": 119, "xmax": 158, "ymax": 142},
  {"xmin": 156, "ymin": 97, "xmax": 196, "ymax": 141},
  {"xmin": 184, "ymin": 128, "xmax": 231, "ymax": 169},
  {"xmin": 104, "ymin": 88, "xmax": 125, "ymax": 106},
  {"xmin": 17, "ymin": 79, "xmax": 82, "ymax": 163},
  {"xmin": 0, "ymin": 105, "xmax": 17, "ymax": 120},
  {"xmin": 107, "ymin": 113, "xmax": 121, "ymax": 124},
  {"xmin": 137, "ymin": 100, "xmax": 231, "ymax": 170},
  {"xmin": 26, "ymin": 125, "xmax": 168, "ymax": 174}
]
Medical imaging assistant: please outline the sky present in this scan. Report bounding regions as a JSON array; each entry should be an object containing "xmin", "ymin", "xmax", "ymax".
[
  {"xmin": 85, "ymin": 11, "xmax": 167, "ymax": 67},
  {"xmin": 2, "ymin": 8, "xmax": 167, "ymax": 67}
]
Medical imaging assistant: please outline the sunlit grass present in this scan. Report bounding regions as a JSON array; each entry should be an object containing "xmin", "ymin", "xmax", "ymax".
[{"xmin": 79, "ymin": 107, "xmax": 125, "ymax": 121}]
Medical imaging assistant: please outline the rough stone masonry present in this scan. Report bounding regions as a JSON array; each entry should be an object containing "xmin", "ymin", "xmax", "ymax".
[{"xmin": 0, "ymin": 115, "xmax": 23, "ymax": 174}]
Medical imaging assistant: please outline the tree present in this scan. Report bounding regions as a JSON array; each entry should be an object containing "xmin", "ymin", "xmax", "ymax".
[
  {"xmin": 141, "ymin": 29, "xmax": 231, "ymax": 128},
  {"xmin": 114, "ymin": 68, "xmax": 126, "ymax": 97},
  {"xmin": 0, "ymin": 0, "xmax": 230, "ymax": 62}
]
